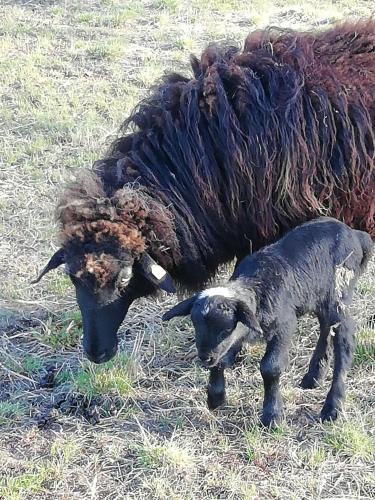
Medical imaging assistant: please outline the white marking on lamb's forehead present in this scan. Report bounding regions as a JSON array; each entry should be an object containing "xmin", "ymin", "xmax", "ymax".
[{"xmin": 199, "ymin": 287, "xmax": 234, "ymax": 299}]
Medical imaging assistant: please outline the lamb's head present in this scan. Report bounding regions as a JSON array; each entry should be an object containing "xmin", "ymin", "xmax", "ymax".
[
  {"xmin": 33, "ymin": 173, "xmax": 178, "ymax": 364},
  {"xmin": 163, "ymin": 286, "xmax": 262, "ymax": 368}
]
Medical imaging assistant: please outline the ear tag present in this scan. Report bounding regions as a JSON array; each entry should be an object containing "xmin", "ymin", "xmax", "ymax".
[
  {"xmin": 151, "ymin": 264, "xmax": 167, "ymax": 281},
  {"xmin": 138, "ymin": 252, "xmax": 176, "ymax": 294}
]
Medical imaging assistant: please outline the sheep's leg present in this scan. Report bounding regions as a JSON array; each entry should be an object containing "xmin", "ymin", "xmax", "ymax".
[
  {"xmin": 301, "ymin": 318, "xmax": 332, "ymax": 389},
  {"xmin": 260, "ymin": 330, "xmax": 292, "ymax": 427},
  {"xmin": 207, "ymin": 366, "xmax": 226, "ymax": 410},
  {"xmin": 320, "ymin": 315, "xmax": 355, "ymax": 422}
]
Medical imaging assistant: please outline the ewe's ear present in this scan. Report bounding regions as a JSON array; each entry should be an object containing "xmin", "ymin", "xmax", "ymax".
[
  {"xmin": 236, "ymin": 301, "xmax": 262, "ymax": 336},
  {"xmin": 162, "ymin": 295, "xmax": 197, "ymax": 321},
  {"xmin": 31, "ymin": 248, "xmax": 66, "ymax": 284},
  {"xmin": 137, "ymin": 253, "xmax": 176, "ymax": 294}
]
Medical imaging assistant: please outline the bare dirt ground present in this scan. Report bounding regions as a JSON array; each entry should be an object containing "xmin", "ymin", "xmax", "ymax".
[{"xmin": 0, "ymin": 1, "xmax": 374, "ymax": 498}]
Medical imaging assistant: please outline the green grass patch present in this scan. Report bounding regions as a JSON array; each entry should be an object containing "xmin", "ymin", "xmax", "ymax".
[
  {"xmin": 152, "ymin": 0, "xmax": 180, "ymax": 13},
  {"xmin": 157, "ymin": 414, "xmax": 185, "ymax": 430},
  {"xmin": 298, "ymin": 444, "xmax": 327, "ymax": 469},
  {"xmin": 55, "ymin": 368, "xmax": 72, "ymax": 386},
  {"xmin": 46, "ymin": 275, "xmax": 73, "ymax": 297},
  {"xmin": 241, "ymin": 484, "xmax": 258, "ymax": 500},
  {"xmin": 354, "ymin": 328, "xmax": 375, "ymax": 366},
  {"xmin": 134, "ymin": 440, "xmax": 194, "ymax": 470},
  {"xmin": 357, "ymin": 281, "xmax": 375, "ymax": 294},
  {"xmin": 75, "ymin": 6, "xmax": 142, "ymax": 26},
  {"xmin": 0, "ymin": 464, "xmax": 53, "ymax": 500},
  {"xmin": 0, "ymin": 353, "xmax": 43, "ymax": 377},
  {"xmin": 136, "ymin": 62, "xmax": 164, "ymax": 88},
  {"xmin": 21, "ymin": 355, "xmax": 44, "ymax": 375},
  {"xmin": 245, "ymin": 424, "xmax": 285, "ymax": 463},
  {"xmin": 135, "ymin": 444, "xmax": 165, "ymax": 468},
  {"xmin": 0, "ymin": 402, "xmax": 26, "ymax": 426},
  {"xmin": 86, "ymin": 41, "xmax": 123, "ymax": 61},
  {"xmin": 50, "ymin": 437, "xmax": 79, "ymax": 462},
  {"xmin": 173, "ymin": 37, "xmax": 195, "ymax": 51},
  {"xmin": 34, "ymin": 310, "xmax": 82, "ymax": 350},
  {"xmin": 191, "ymin": 0, "xmax": 247, "ymax": 14},
  {"xmin": 324, "ymin": 421, "xmax": 375, "ymax": 460},
  {"xmin": 245, "ymin": 426, "xmax": 260, "ymax": 463},
  {"xmin": 72, "ymin": 352, "xmax": 135, "ymax": 398}
]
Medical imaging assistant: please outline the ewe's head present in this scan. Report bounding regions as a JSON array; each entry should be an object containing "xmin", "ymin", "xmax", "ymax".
[
  {"xmin": 163, "ymin": 286, "xmax": 262, "ymax": 368},
  {"xmin": 33, "ymin": 173, "xmax": 178, "ymax": 364}
]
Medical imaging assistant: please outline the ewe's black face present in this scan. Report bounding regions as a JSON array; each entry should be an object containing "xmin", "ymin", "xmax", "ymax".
[
  {"xmin": 192, "ymin": 296, "xmax": 239, "ymax": 368},
  {"xmin": 69, "ymin": 264, "xmax": 137, "ymax": 365},
  {"xmin": 33, "ymin": 248, "xmax": 176, "ymax": 364}
]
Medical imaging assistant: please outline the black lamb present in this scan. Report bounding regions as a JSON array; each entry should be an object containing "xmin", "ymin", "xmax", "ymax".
[{"xmin": 163, "ymin": 217, "xmax": 373, "ymax": 426}]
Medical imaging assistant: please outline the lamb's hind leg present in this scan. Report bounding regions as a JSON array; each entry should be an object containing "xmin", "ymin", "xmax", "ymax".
[
  {"xmin": 321, "ymin": 314, "xmax": 355, "ymax": 422},
  {"xmin": 301, "ymin": 317, "xmax": 332, "ymax": 389}
]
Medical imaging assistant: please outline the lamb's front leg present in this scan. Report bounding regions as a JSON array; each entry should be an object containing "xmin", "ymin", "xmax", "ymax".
[
  {"xmin": 260, "ymin": 327, "xmax": 293, "ymax": 427},
  {"xmin": 207, "ymin": 366, "xmax": 225, "ymax": 410}
]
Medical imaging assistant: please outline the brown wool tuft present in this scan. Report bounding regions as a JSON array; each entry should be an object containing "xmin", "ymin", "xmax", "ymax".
[
  {"xmin": 56, "ymin": 172, "xmax": 179, "ymax": 285},
  {"xmin": 77, "ymin": 253, "xmax": 121, "ymax": 289}
]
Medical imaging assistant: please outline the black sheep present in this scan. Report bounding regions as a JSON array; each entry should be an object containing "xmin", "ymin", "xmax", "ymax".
[
  {"xmin": 35, "ymin": 21, "xmax": 375, "ymax": 364},
  {"xmin": 163, "ymin": 218, "xmax": 374, "ymax": 426}
]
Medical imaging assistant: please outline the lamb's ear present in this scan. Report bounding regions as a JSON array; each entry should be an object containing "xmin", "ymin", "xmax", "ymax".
[
  {"xmin": 162, "ymin": 295, "xmax": 197, "ymax": 321},
  {"xmin": 137, "ymin": 253, "xmax": 176, "ymax": 294},
  {"xmin": 31, "ymin": 248, "xmax": 66, "ymax": 284},
  {"xmin": 236, "ymin": 301, "xmax": 263, "ymax": 336}
]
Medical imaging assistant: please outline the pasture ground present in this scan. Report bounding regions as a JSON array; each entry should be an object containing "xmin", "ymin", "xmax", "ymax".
[{"xmin": 0, "ymin": 1, "xmax": 374, "ymax": 498}]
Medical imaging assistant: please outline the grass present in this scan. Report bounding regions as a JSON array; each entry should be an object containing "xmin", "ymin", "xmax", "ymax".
[
  {"xmin": 21, "ymin": 356, "xmax": 44, "ymax": 375},
  {"xmin": 245, "ymin": 423, "xmax": 286, "ymax": 463},
  {"xmin": 354, "ymin": 327, "xmax": 375, "ymax": 366},
  {"xmin": 298, "ymin": 443, "xmax": 327, "ymax": 469},
  {"xmin": 134, "ymin": 439, "xmax": 194, "ymax": 470},
  {"xmin": 0, "ymin": 402, "xmax": 26, "ymax": 426},
  {"xmin": 324, "ymin": 421, "xmax": 375, "ymax": 460},
  {"xmin": 33, "ymin": 310, "xmax": 83, "ymax": 350},
  {"xmin": 0, "ymin": 0, "xmax": 374, "ymax": 498},
  {"xmin": 245, "ymin": 426, "xmax": 261, "ymax": 463},
  {"xmin": 71, "ymin": 352, "xmax": 136, "ymax": 398},
  {"xmin": 0, "ymin": 466, "xmax": 53, "ymax": 500},
  {"xmin": 50, "ymin": 436, "xmax": 80, "ymax": 462}
]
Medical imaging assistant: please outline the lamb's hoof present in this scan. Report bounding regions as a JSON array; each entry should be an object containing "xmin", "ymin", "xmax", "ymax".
[
  {"xmin": 260, "ymin": 410, "xmax": 282, "ymax": 428},
  {"xmin": 207, "ymin": 391, "xmax": 225, "ymax": 410},
  {"xmin": 320, "ymin": 404, "xmax": 338, "ymax": 423},
  {"xmin": 300, "ymin": 373, "xmax": 319, "ymax": 389}
]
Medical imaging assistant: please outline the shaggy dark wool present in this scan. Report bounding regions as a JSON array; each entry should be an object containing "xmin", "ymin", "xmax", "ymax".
[{"xmin": 58, "ymin": 21, "xmax": 375, "ymax": 289}]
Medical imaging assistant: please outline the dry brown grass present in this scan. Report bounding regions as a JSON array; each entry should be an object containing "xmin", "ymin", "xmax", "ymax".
[{"xmin": 0, "ymin": 1, "xmax": 374, "ymax": 499}]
